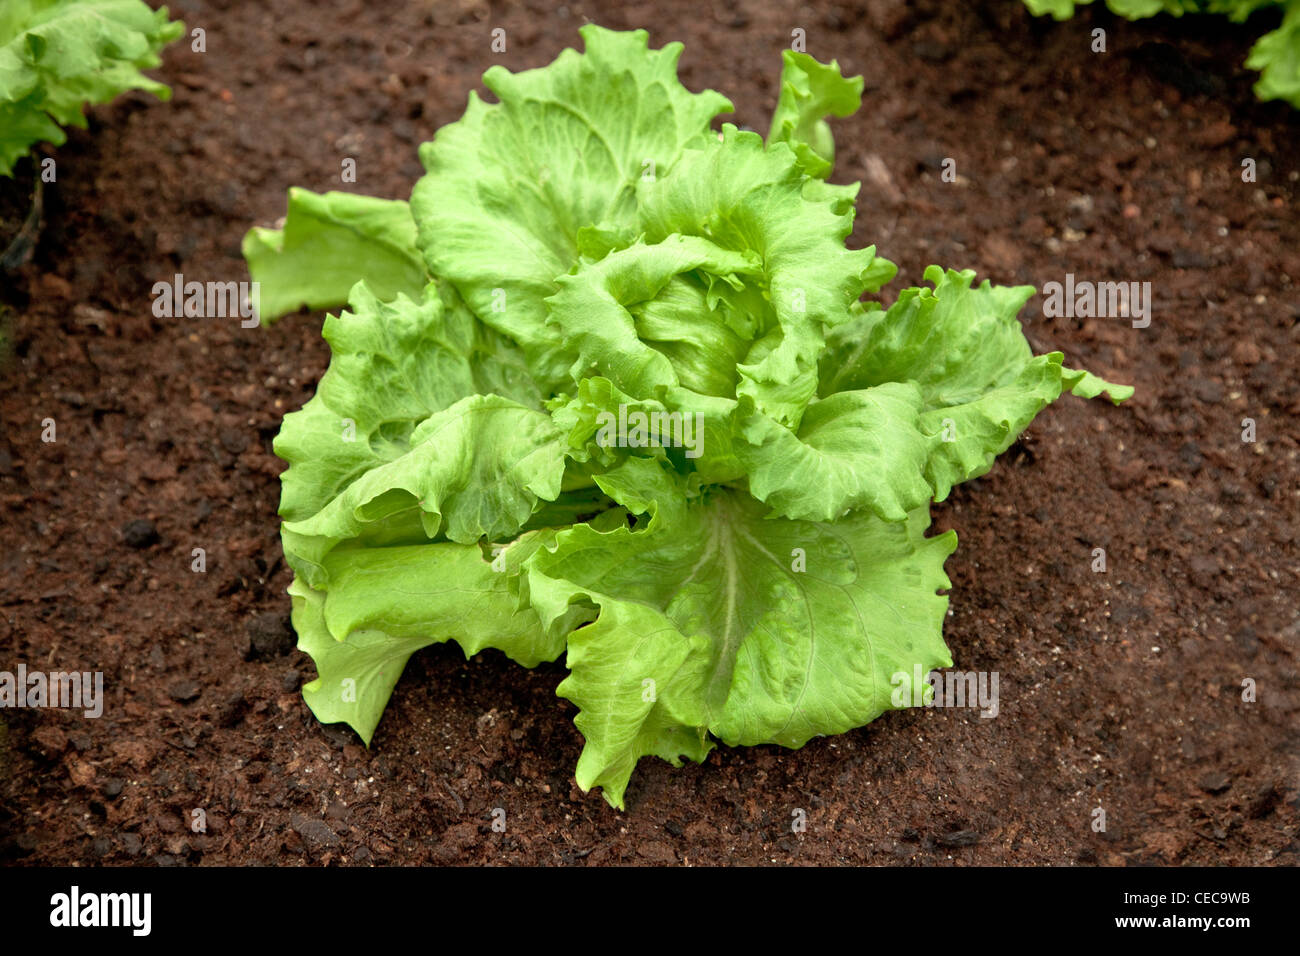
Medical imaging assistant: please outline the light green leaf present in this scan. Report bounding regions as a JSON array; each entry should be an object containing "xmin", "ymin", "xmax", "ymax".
[
  {"xmin": 291, "ymin": 528, "xmax": 575, "ymax": 745},
  {"xmin": 920, "ymin": 352, "xmax": 1069, "ymax": 500},
  {"xmin": 527, "ymin": 461, "xmax": 955, "ymax": 808},
  {"xmin": 0, "ymin": 0, "xmax": 182, "ymax": 175},
  {"xmin": 820, "ymin": 267, "xmax": 1037, "ymax": 408},
  {"xmin": 275, "ymin": 281, "xmax": 540, "ymax": 527},
  {"xmin": 242, "ymin": 188, "xmax": 428, "ymax": 322},
  {"xmin": 284, "ymin": 393, "xmax": 568, "ymax": 585},
  {"xmin": 821, "ymin": 266, "xmax": 1132, "ymax": 499},
  {"xmin": 766, "ymin": 50, "xmax": 863, "ymax": 178},
  {"xmin": 546, "ymin": 234, "xmax": 761, "ymax": 400},
  {"xmin": 637, "ymin": 125, "xmax": 895, "ymax": 426},
  {"xmin": 411, "ymin": 23, "xmax": 733, "ymax": 389},
  {"xmin": 1063, "ymin": 365, "xmax": 1136, "ymax": 403},
  {"xmin": 738, "ymin": 382, "xmax": 936, "ymax": 522}
]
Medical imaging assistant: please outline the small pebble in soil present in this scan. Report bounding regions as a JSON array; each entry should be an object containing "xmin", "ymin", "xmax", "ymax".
[
  {"xmin": 937, "ymin": 829, "xmax": 980, "ymax": 847},
  {"xmin": 102, "ymin": 778, "xmax": 124, "ymax": 799},
  {"xmin": 119, "ymin": 832, "xmax": 143, "ymax": 856},
  {"xmin": 121, "ymin": 518, "xmax": 160, "ymax": 549},
  {"xmin": 1178, "ymin": 441, "xmax": 1204, "ymax": 474},
  {"xmin": 281, "ymin": 669, "xmax": 301, "ymax": 692},
  {"xmin": 321, "ymin": 724, "xmax": 355, "ymax": 749},
  {"xmin": 167, "ymin": 680, "xmax": 201, "ymax": 703},
  {"xmin": 216, "ymin": 691, "xmax": 248, "ymax": 728},
  {"xmin": 246, "ymin": 612, "xmax": 295, "ymax": 660},
  {"xmin": 291, "ymin": 813, "xmax": 342, "ymax": 852},
  {"xmin": 1198, "ymin": 771, "xmax": 1232, "ymax": 794}
]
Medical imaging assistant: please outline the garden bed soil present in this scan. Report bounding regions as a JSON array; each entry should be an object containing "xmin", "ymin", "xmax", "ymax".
[{"xmin": 0, "ymin": 0, "xmax": 1297, "ymax": 865}]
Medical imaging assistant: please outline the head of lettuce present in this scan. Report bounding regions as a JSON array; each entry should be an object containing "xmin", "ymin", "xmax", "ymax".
[{"xmin": 243, "ymin": 26, "xmax": 1132, "ymax": 809}]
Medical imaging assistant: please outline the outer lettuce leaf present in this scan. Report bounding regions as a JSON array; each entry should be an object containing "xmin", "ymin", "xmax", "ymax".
[
  {"xmin": 410, "ymin": 24, "xmax": 733, "ymax": 390},
  {"xmin": 766, "ymin": 50, "xmax": 863, "ymax": 178},
  {"xmin": 1063, "ymin": 364, "xmax": 1137, "ymax": 401},
  {"xmin": 283, "ymin": 392, "xmax": 567, "ymax": 583},
  {"xmin": 526, "ymin": 458, "xmax": 956, "ymax": 808},
  {"xmin": 1246, "ymin": 0, "xmax": 1300, "ymax": 107},
  {"xmin": 819, "ymin": 268, "xmax": 1039, "ymax": 406},
  {"xmin": 0, "ymin": 0, "xmax": 183, "ymax": 175},
  {"xmin": 820, "ymin": 267, "xmax": 1131, "ymax": 500},
  {"xmin": 292, "ymin": 528, "xmax": 575, "ymax": 745},
  {"xmin": 736, "ymin": 383, "xmax": 936, "ymax": 522},
  {"xmin": 243, "ymin": 189, "xmax": 428, "ymax": 322},
  {"xmin": 919, "ymin": 353, "xmax": 1073, "ymax": 500},
  {"xmin": 275, "ymin": 281, "xmax": 538, "ymax": 528}
]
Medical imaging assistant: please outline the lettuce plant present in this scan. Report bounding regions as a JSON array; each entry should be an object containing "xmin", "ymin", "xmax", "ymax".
[
  {"xmin": 0, "ymin": 0, "xmax": 183, "ymax": 177},
  {"xmin": 244, "ymin": 26, "xmax": 1132, "ymax": 808},
  {"xmin": 1024, "ymin": 0, "xmax": 1300, "ymax": 108}
]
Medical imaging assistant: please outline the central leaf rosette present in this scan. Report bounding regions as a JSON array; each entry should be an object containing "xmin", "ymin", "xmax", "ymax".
[{"xmin": 544, "ymin": 125, "xmax": 897, "ymax": 491}]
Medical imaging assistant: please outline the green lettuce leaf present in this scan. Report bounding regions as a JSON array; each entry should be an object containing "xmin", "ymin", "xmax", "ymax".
[
  {"xmin": 820, "ymin": 267, "xmax": 1131, "ymax": 500},
  {"xmin": 275, "ymin": 281, "xmax": 538, "ymax": 529},
  {"xmin": 410, "ymin": 24, "xmax": 733, "ymax": 390},
  {"xmin": 0, "ymin": 0, "xmax": 183, "ymax": 175},
  {"xmin": 292, "ymin": 528, "xmax": 576, "ymax": 745},
  {"xmin": 242, "ymin": 189, "xmax": 429, "ymax": 322},
  {"xmin": 283, "ymin": 391, "xmax": 568, "ymax": 585},
  {"xmin": 766, "ymin": 50, "xmax": 863, "ymax": 178},
  {"xmin": 1246, "ymin": 0, "xmax": 1300, "ymax": 107},
  {"xmin": 635, "ymin": 125, "xmax": 895, "ymax": 427},
  {"xmin": 736, "ymin": 383, "xmax": 936, "ymax": 522},
  {"xmin": 526, "ymin": 458, "xmax": 956, "ymax": 808}
]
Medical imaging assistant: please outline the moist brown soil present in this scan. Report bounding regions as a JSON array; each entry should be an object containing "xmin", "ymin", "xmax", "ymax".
[
  {"xmin": 0, "ymin": 0, "xmax": 1297, "ymax": 866},
  {"xmin": 0, "ymin": 161, "xmax": 40, "ymax": 272},
  {"xmin": 0, "ymin": 162, "xmax": 34, "ymax": 240}
]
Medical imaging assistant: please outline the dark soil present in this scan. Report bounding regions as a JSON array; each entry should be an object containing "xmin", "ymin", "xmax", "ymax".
[
  {"xmin": 0, "ymin": 163, "xmax": 33, "ymax": 242},
  {"xmin": 1, "ymin": 0, "xmax": 1297, "ymax": 866},
  {"xmin": 0, "ymin": 160, "xmax": 40, "ymax": 272}
]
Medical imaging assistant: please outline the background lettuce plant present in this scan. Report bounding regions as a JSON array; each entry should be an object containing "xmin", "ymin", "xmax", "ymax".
[
  {"xmin": 244, "ymin": 26, "xmax": 1132, "ymax": 808},
  {"xmin": 0, "ymin": 0, "xmax": 183, "ymax": 177},
  {"xmin": 1023, "ymin": 0, "xmax": 1300, "ymax": 108}
]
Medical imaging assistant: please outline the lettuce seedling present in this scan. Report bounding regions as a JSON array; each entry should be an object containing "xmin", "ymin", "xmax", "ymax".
[
  {"xmin": 1024, "ymin": 0, "xmax": 1300, "ymax": 108},
  {"xmin": 244, "ymin": 27, "xmax": 1132, "ymax": 808},
  {"xmin": 0, "ymin": 0, "xmax": 183, "ymax": 177}
]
